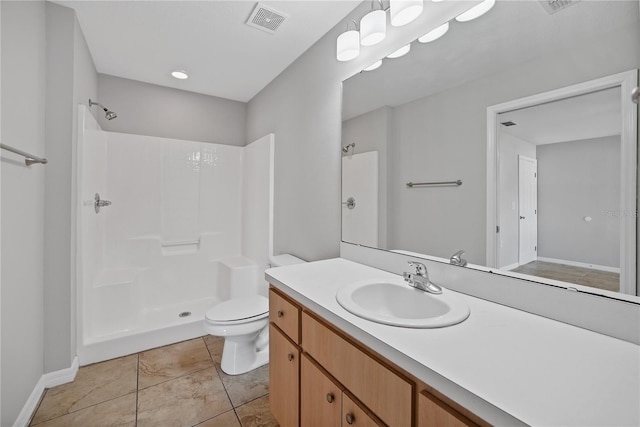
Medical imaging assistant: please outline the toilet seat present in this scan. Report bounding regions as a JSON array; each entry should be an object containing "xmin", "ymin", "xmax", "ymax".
[{"xmin": 205, "ymin": 295, "xmax": 268, "ymax": 325}]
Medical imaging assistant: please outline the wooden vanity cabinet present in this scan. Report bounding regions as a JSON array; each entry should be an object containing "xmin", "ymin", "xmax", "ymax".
[{"xmin": 268, "ymin": 286, "xmax": 486, "ymax": 427}]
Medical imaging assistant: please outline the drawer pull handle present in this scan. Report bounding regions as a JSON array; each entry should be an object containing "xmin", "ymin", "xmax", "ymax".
[
  {"xmin": 287, "ymin": 353, "xmax": 294, "ymax": 361},
  {"xmin": 277, "ymin": 310, "xmax": 284, "ymax": 318},
  {"xmin": 345, "ymin": 413, "xmax": 355, "ymax": 424},
  {"xmin": 326, "ymin": 393, "xmax": 335, "ymax": 403}
]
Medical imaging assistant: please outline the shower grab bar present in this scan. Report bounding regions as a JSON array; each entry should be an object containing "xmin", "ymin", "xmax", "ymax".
[
  {"xmin": 406, "ymin": 180, "xmax": 462, "ymax": 188},
  {"xmin": 161, "ymin": 239, "xmax": 200, "ymax": 247},
  {"xmin": 0, "ymin": 143, "xmax": 48, "ymax": 166}
]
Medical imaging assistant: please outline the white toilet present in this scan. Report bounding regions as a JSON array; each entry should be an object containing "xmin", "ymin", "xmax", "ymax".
[{"xmin": 204, "ymin": 254, "xmax": 305, "ymax": 375}]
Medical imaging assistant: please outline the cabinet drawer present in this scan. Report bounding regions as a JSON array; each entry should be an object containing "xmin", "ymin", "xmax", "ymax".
[
  {"xmin": 418, "ymin": 391, "xmax": 478, "ymax": 427},
  {"xmin": 301, "ymin": 354, "xmax": 344, "ymax": 426},
  {"xmin": 269, "ymin": 324, "xmax": 300, "ymax": 427},
  {"xmin": 302, "ymin": 312, "xmax": 412, "ymax": 427},
  {"xmin": 269, "ymin": 288, "xmax": 301, "ymax": 343}
]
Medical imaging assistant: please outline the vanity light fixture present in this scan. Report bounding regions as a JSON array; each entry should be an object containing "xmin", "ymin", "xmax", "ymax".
[
  {"xmin": 418, "ymin": 22, "xmax": 449, "ymax": 43},
  {"xmin": 390, "ymin": 0, "xmax": 423, "ymax": 27},
  {"xmin": 387, "ymin": 43, "xmax": 411, "ymax": 58},
  {"xmin": 337, "ymin": 20, "xmax": 360, "ymax": 61},
  {"xmin": 360, "ymin": 1, "xmax": 387, "ymax": 46},
  {"xmin": 171, "ymin": 70, "xmax": 189, "ymax": 80},
  {"xmin": 455, "ymin": 0, "xmax": 496, "ymax": 22},
  {"xmin": 363, "ymin": 60, "xmax": 383, "ymax": 71}
]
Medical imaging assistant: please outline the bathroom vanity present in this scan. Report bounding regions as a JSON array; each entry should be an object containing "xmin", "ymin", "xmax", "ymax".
[{"xmin": 266, "ymin": 258, "xmax": 640, "ymax": 427}]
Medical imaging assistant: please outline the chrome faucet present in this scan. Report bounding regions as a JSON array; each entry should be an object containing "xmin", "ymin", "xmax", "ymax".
[
  {"xmin": 450, "ymin": 250, "xmax": 467, "ymax": 267},
  {"xmin": 403, "ymin": 261, "xmax": 442, "ymax": 294}
]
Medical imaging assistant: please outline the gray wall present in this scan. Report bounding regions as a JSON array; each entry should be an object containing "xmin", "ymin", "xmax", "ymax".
[
  {"xmin": 1, "ymin": 2, "xmax": 98, "ymax": 423},
  {"xmin": 538, "ymin": 136, "xmax": 621, "ymax": 267},
  {"xmin": 44, "ymin": 1, "xmax": 99, "ymax": 375},
  {"xmin": 245, "ymin": 2, "xmax": 474, "ymax": 261},
  {"xmin": 1, "ymin": 1, "xmax": 47, "ymax": 424},
  {"xmin": 342, "ymin": 107, "xmax": 392, "ymax": 249},
  {"xmin": 384, "ymin": 22, "xmax": 639, "ymax": 266},
  {"xmin": 498, "ymin": 133, "xmax": 536, "ymax": 268},
  {"xmin": 97, "ymin": 74, "xmax": 247, "ymax": 146}
]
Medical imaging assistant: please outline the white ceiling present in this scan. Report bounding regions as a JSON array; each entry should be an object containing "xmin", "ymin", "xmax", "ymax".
[
  {"xmin": 499, "ymin": 88, "xmax": 621, "ymax": 146},
  {"xmin": 54, "ymin": 0, "xmax": 360, "ymax": 102}
]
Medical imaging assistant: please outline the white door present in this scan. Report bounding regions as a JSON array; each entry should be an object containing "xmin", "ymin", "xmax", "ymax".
[
  {"xmin": 342, "ymin": 151, "xmax": 378, "ymax": 248},
  {"xmin": 518, "ymin": 155, "xmax": 537, "ymax": 265}
]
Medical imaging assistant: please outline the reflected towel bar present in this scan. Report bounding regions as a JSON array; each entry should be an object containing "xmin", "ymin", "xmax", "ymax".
[
  {"xmin": 406, "ymin": 180, "xmax": 462, "ymax": 188},
  {"xmin": 0, "ymin": 143, "xmax": 48, "ymax": 166}
]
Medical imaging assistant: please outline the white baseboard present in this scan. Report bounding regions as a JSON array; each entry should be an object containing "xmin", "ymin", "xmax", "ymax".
[
  {"xmin": 537, "ymin": 257, "xmax": 620, "ymax": 273},
  {"xmin": 44, "ymin": 356, "xmax": 79, "ymax": 388},
  {"xmin": 12, "ymin": 356, "xmax": 79, "ymax": 427},
  {"xmin": 12, "ymin": 376, "xmax": 45, "ymax": 427},
  {"xmin": 501, "ymin": 263, "xmax": 520, "ymax": 271}
]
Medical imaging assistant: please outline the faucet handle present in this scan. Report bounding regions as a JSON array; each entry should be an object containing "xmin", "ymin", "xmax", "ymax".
[
  {"xmin": 450, "ymin": 250, "xmax": 468, "ymax": 267},
  {"xmin": 407, "ymin": 261, "xmax": 427, "ymax": 276}
]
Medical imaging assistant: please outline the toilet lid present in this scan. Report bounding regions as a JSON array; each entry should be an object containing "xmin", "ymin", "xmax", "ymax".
[{"xmin": 206, "ymin": 295, "xmax": 269, "ymax": 322}]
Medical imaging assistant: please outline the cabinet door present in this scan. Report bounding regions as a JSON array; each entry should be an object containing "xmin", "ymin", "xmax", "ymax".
[
  {"xmin": 269, "ymin": 324, "xmax": 299, "ymax": 427},
  {"xmin": 418, "ymin": 391, "xmax": 478, "ymax": 427},
  {"xmin": 301, "ymin": 354, "xmax": 343, "ymax": 427},
  {"xmin": 342, "ymin": 392, "xmax": 384, "ymax": 427}
]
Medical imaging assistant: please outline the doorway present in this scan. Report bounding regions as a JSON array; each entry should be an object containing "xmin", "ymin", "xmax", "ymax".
[{"xmin": 486, "ymin": 70, "xmax": 637, "ymax": 296}]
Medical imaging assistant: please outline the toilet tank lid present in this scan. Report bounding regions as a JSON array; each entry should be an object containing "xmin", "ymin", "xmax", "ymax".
[{"xmin": 206, "ymin": 295, "xmax": 268, "ymax": 322}]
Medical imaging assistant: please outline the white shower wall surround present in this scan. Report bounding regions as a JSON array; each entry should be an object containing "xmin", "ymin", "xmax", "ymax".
[{"xmin": 76, "ymin": 105, "xmax": 273, "ymax": 365}]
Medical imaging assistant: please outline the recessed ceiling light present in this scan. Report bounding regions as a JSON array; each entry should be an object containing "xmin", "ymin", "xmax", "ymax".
[
  {"xmin": 171, "ymin": 70, "xmax": 189, "ymax": 80},
  {"xmin": 387, "ymin": 44, "xmax": 411, "ymax": 59},
  {"xmin": 363, "ymin": 60, "xmax": 383, "ymax": 71}
]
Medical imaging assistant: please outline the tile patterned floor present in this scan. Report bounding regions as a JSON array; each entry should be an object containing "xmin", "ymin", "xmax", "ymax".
[{"xmin": 30, "ymin": 337, "xmax": 279, "ymax": 427}]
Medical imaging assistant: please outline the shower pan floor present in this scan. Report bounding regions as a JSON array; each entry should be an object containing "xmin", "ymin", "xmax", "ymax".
[{"xmin": 79, "ymin": 296, "xmax": 219, "ymax": 365}]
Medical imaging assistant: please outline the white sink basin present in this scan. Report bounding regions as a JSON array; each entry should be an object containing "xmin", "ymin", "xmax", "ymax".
[{"xmin": 336, "ymin": 279, "xmax": 470, "ymax": 328}]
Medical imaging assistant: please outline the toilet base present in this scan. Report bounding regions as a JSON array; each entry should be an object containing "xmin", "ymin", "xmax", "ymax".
[{"xmin": 220, "ymin": 336, "xmax": 269, "ymax": 375}]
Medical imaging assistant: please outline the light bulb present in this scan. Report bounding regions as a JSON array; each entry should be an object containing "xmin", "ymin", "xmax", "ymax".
[
  {"xmin": 418, "ymin": 22, "xmax": 449, "ymax": 43},
  {"xmin": 360, "ymin": 9, "xmax": 386, "ymax": 46},
  {"xmin": 390, "ymin": 0, "xmax": 424, "ymax": 27},
  {"xmin": 337, "ymin": 30, "xmax": 360, "ymax": 61},
  {"xmin": 455, "ymin": 0, "xmax": 496, "ymax": 22},
  {"xmin": 387, "ymin": 44, "xmax": 411, "ymax": 59},
  {"xmin": 364, "ymin": 60, "xmax": 383, "ymax": 71}
]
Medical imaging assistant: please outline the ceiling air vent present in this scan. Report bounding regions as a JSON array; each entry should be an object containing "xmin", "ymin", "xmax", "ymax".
[
  {"xmin": 501, "ymin": 121, "xmax": 517, "ymax": 127},
  {"xmin": 538, "ymin": 0, "xmax": 581, "ymax": 15},
  {"xmin": 246, "ymin": 3, "xmax": 287, "ymax": 34}
]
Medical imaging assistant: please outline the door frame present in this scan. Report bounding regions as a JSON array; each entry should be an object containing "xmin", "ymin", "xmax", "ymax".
[
  {"xmin": 486, "ymin": 70, "xmax": 638, "ymax": 295},
  {"xmin": 517, "ymin": 155, "xmax": 537, "ymax": 265}
]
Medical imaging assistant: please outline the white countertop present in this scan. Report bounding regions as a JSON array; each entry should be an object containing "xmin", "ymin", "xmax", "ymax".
[{"xmin": 266, "ymin": 258, "xmax": 640, "ymax": 427}]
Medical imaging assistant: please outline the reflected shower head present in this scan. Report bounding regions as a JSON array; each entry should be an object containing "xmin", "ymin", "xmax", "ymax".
[
  {"xmin": 342, "ymin": 142, "xmax": 356, "ymax": 153},
  {"xmin": 89, "ymin": 99, "xmax": 118, "ymax": 120}
]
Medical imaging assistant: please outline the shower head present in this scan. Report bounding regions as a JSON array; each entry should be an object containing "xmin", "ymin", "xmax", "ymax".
[
  {"xmin": 342, "ymin": 143, "xmax": 356, "ymax": 153},
  {"xmin": 89, "ymin": 99, "xmax": 118, "ymax": 120}
]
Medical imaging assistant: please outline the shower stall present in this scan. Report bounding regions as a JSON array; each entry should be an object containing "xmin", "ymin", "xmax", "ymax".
[{"xmin": 76, "ymin": 105, "xmax": 274, "ymax": 364}]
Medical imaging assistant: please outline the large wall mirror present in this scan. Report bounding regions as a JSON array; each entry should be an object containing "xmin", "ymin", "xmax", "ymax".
[{"xmin": 341, "ymin": 0, "xmax": 639, "ymax": 299}]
